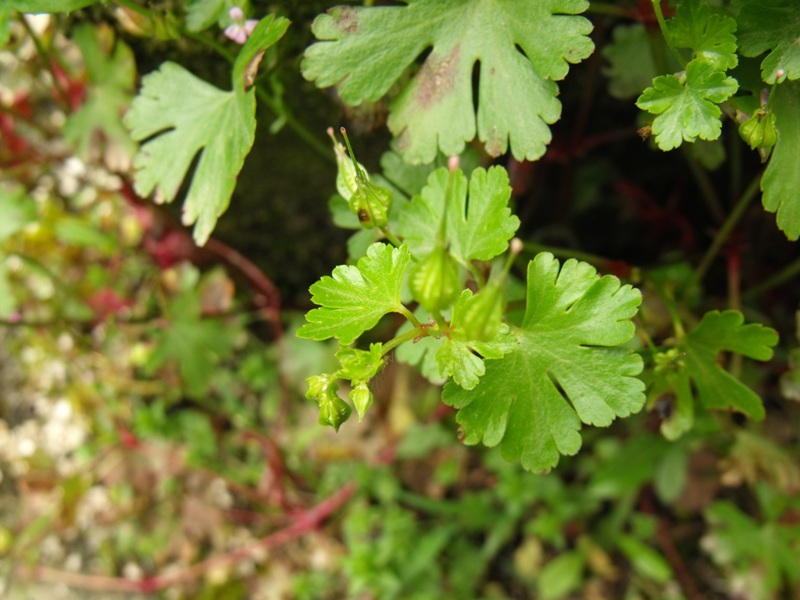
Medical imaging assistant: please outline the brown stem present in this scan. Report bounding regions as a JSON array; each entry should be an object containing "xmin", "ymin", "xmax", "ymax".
[{"xmin": 639, "ymin": 490, "xmax": 703, "ymax": 600}]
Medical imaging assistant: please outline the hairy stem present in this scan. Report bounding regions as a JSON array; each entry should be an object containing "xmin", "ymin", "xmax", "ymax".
[{"xmin": 381, "ymin": 325, "xmax": 426, "ymax": 356}]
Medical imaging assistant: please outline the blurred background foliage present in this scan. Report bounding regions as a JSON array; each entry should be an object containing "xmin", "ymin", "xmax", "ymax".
[{"xmin": 1, "ymin": 1, "xmax": 799, "ymax": 599}]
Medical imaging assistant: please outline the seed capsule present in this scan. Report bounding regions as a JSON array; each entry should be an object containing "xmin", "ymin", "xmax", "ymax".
[{"xmin": 409, "ymin": 246, "xmax": 461, "ymax": 313}]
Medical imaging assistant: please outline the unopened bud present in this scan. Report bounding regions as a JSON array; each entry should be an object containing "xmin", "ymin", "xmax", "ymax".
[{"xmin": 350, "ymin": 383, "xmax": 373, "ymax": 422}]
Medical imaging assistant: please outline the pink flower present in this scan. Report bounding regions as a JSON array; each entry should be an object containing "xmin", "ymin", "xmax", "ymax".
[{"xmin": 224, "ymin": 6, "xmax": 258, "ymax": 44}]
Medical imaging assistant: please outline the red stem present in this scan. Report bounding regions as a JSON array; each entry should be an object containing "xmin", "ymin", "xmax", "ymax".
[
  {"xmin": 17, "ymin": 482, "xmax": 357, "ymax": 594},
  {"xmin": 639, "ymin": 490, "xmax": 703, "ymax": 600}
]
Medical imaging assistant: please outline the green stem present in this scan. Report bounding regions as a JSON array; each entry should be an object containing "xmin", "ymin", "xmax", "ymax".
[
  {"xmin": 663, "ymin": 289, "xmax": 686, "ymax": 339},
  {"xmin": 381, "ymin": 325, "xmax": 426, "ymax": 356},
  {"xmin": 650, "ymin": 0, "xmax": 685, "ymax": 68},
  {"xmin": 682, "ymin": 174, "xmax": 762, "ymax": 303},
  {"xmin": 189, "ymin": 31, "xmax": 237, "ymax": 63},
  {"xmin": 380, "ymin": 225, "xmax": 403, "ymax": 248},
  {"xmin": 634, "ymin": 317, "xmax": 659, "ymax": 354},
  {"xmin": 254, "ymin": 88, "xmax": 332, "ymax": 162},
  {"xmin": 18, "ymin": 15, "xmax": 70, "ymax": 111},
  {"xmin": 743, "ymin": 258, "xmax": 800, "ymax": 301},
  {"xmin": 396, "ymin": 305, "xmax": 422, "ymax": 329},
  {"xmin": 681, "ymin": 147, "xmax": 725, "ymax": 224}
]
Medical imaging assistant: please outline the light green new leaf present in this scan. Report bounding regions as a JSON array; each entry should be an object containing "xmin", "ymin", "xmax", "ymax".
[
  {"xmin": 398, "ymin": 166, "xmax": 519, "ymax": 265},
  {"xmin": 443, "ymin": 253, "xmax": 644, "ymax": 472},
  {"xmin": 124, "ymin": 15, "xmax": 289, "ymax": 245},
  {"xmin": 63, "ymin": 24, "xmax": 137, "ymax": 170},
  {"xmin": 667, "ymin": 0, "xmax": 738, "ymax": 70},
  {"xmin": 735, "ymin": 0, "xmax": 800, "ymax": 83},
  {"xmin": 298, "ymin": 243, "xmax": 411, "ymax": 345},
  {"xmin": 762, "ymin": 81, "xmax": 800, "ymax": 240},
  {"xmin": 302, "ymin": 0, "xmax": 594, "ymax": 163},
  {"xmin": 435, "ymin": 322, "xmax": 516, "ymax": 390},
  {"xmin": 336, "ymin": 344, "xmax": 384, "ymax": 384},
  {"xmin": 637, "ymin": 59, "xmax": 738, "ymax": 150}
]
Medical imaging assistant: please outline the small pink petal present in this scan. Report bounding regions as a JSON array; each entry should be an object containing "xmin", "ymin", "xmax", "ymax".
[
  {"xmin": 244, "ymin": 19, "xmax": 258, "ymax": 35},
  {"xmin": 224, "ymin": 24, "xmax": 247, "ymax": 44},
  {"xmin": 229, "ymin": 6, "xmax": 244, "ymax": 21}
]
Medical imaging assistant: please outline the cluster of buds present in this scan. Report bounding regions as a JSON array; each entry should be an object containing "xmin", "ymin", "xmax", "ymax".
[{"xmin": 224, "ymin": 6, "xmax": 259, "ymax": 44}]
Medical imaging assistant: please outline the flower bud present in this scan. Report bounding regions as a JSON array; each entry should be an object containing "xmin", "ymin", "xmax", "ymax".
[
  {"xmin": 350, "ymin": 383, "xmax": 373, "ymax": 422},
  {"xmin": 306, "ymin": 375, "xmax": 351, "ymax": 431},
  {"xmin": 409, "ymin": 246, "xmax": 461, "ymax": 313},
  {"xmin": 739, "ymin": 110, "xmax": 777, "ymax": 150},
  {"xmin": 317, "ymin": 394, "xmax": 352, "ymax": 431}
]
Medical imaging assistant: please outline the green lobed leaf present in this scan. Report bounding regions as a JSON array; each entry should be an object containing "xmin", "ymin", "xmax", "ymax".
[
  {"xmin": 0, "ymin": 186, "xmax": 36, "ymax": 243},
  {"xmin": 145, "ymin": 291, "xmax": 240, "ymax": 398},
  {"xmin": 9, "ymin": 0, "xmax": 100, "ymax": 11},
  {"xmin": 682, "ymin": 310, "xmax": 777, "ymax": 416},
  {"xmin": 398, "ymin": 166, "xmax": 520, "ymax": 266},
  {"xmin": 302, "ymin": 0, "xmax": 594, "ymax": 163},
  {"xmin": 735, "ymin": 0, "xmax": 800, "ymax": 83},
  {"xmin": 652, "ymin": 310, "xmax": 778, "ymax": 438},
  {"xmin": 618, "ymin": 535, "xmax": 673, "ymax": 583},
  {"xmin": 63, "ymin": 24, "xmax": 137, "ymax": 170},
  {"xmin": 443, "ymin": 252, "xmax": 644, "ymax": 472},
  {"xmin": 538, "ymin": 551, "xmax": 584, "ymax": 600},
  {"xmin": 124, "ymin": 61, "xmax": 254, "ymax": 245},
  {"xmin": 298, "ymin": 243, "xmax": 411, "ymax": 345},
  {"xmin": 601, "ymin": 24, "xmax": 658, "ymax": 99},
  {"xmin": 667, "ymin": 0, "xmax": 738, "ymax": 71},
  {"xmin": 761, "ymin": 81, "xmax": 800, "ymax": 240},
  {"xmin": 232, "ymin": 15, "xmax": 290, "ymax": 93},
  {"xmin": 185, "ymin": 0, "xmax": 229, "ymax": 32},
  {"xmin": 123, "ymin": 16, "xmax": 288, "ymax": 246},
  {"xmin": 0, "ymin": 6, "xmax": 12, "ymax": 45},
  {"xmin": 704, "ymin": 499, "xmax": 800, "ymax": 591},
  {"xmin": 637, "ymin": 59, "xmax": 738, "ymax": 150}
]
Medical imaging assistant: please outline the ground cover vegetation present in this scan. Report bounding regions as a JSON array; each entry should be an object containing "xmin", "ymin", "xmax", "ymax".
[{"xmin": 1, "ymin": 0, "xmax": 799, "ymax": 598}]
